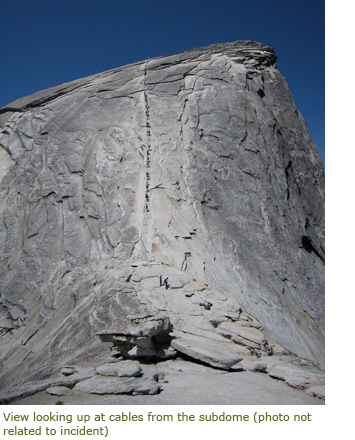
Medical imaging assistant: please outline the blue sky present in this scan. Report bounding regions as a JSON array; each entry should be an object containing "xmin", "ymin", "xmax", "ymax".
[{"xmin": 1, "ymin": 0, "xmax": 324, "ymax": 163}]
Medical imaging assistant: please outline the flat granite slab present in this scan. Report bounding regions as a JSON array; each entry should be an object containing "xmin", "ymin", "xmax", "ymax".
[{"xmin": 10, "ymin": 359, "xmax": 324, "ymax": 405}]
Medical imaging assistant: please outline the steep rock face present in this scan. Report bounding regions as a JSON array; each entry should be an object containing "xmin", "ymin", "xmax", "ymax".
[{"xmin": 0, "ymin": 41, "xmax": 324, "ymax": 390}]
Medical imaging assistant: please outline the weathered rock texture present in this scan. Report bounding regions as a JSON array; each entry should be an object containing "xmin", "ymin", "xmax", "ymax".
[{"xmin": 0, "ymin": 41, "xmax": 324, "ymax": 394}]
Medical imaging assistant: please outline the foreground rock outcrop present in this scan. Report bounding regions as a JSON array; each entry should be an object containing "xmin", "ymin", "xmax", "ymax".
[{"xmin": 0, "ymin": 41, "xmax": 324, "ymax": 403}]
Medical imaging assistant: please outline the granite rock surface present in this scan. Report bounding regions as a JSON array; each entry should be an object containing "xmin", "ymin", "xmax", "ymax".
[{"xmin": 0, "ymin": 41, "xmax": 324, "ymax": 399}]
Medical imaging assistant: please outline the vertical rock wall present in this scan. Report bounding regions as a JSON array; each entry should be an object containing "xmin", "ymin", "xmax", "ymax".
[{"xmin": 0, "ymin": 41, "xmax": 324, "ymax": 389}]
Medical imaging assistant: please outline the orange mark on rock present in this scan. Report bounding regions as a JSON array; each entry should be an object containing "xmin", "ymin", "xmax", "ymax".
[{"xmin": 151, "ymin": 242, "xmax": 162, "ymax": 255}]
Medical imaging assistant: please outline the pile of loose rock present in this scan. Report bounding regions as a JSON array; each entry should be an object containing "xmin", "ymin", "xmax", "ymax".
[{"xmin": 97, "ymin": 316, "xmax": 175, "ymax": 360}]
